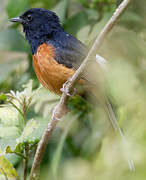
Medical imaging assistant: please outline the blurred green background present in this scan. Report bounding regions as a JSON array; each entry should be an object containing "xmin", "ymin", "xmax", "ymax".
[{"xmin": 1, "ymin": 0, "xmax": 146, "ymax": 179}]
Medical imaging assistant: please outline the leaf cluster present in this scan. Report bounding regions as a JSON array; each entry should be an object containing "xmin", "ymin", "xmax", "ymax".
[{"xmin": 0, "ymin": 0, "xmax": 146, "ymax": 179}]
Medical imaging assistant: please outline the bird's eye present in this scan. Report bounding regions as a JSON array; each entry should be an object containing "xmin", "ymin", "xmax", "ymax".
[{"xmin": 27, "ymin": 14, "xmax": 32, "ymax": 21}]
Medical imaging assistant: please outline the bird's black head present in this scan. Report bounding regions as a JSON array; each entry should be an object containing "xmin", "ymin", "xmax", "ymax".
[{"xmin": 10, "ymin": 8, "xmax": 64, "ymax": 54}]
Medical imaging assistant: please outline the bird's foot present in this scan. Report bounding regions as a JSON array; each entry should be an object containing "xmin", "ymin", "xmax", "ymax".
[{"xmin": 60, "ymin": 79, "xmax": 77, "ymax": 97}]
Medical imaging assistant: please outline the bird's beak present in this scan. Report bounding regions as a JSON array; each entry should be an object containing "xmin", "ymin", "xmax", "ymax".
[{"xmin": 9, "ymin": 16, "xmax": 23, "ymax": 23}]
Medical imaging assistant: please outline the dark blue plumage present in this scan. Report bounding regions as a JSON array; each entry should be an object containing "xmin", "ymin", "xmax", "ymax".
[{"xmin": 17, "ymin": 8, "xmax": 87, "ymax": 68}]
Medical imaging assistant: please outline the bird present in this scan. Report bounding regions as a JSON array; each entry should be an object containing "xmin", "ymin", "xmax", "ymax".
[
  {"xmin": 10, "ymin": 8, "xmax": 90, "ymax": 95},
  {"xmin": 10, "ymin": 8, "xmax": 134, "ymax": 170},
  {"xmin": 9, "ymin": 7, "xmax": 117, "ymax": 127},
  {"xmin": 9, "ymin": 8, "xmax": 116, "ymax": 115}
]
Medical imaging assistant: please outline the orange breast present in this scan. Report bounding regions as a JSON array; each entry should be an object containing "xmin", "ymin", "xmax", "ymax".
[{"xmin": 33, "ymin": 43, "xmax": 75, "ymax": 94}]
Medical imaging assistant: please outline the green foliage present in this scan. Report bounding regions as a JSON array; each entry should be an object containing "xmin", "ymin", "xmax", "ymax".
[
  {"xmin": 0, "ymin": 149, "xmax": 18, "ymax": 179},
  {"xmin": 6, "ymin": 0, "xmax": 29, "ymax": 18},
  {"xmin": 1, "ymin": 0, "xmax": 146, "ymax": 179},
  {"xmin": 17, "ymin": 119, "xmax": 39, "ymax": 143},
  {"xmin": 0, "ymin": 93, "xmax": 7, "ymax": 101}
]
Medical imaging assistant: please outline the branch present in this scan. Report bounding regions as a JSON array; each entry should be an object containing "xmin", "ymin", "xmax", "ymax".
[
  {"xmin": 29, "ymin": 104, "xmax": 67, "ymax": 180},
  {"xmin": 29, "ymin": 0, "xmax": 132, "ymax": 179}
]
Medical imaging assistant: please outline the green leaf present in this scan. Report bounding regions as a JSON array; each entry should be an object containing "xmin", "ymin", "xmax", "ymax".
[
  {"xmin": 5, "ymin": 145, "xmax": 25, "ymax": 159},
  {"xmin": 0, "ymin": 29, "xmax": 28, "ymax": 52},
  {"xmin": 0, "ymin": 94, "xmax": 7, "ymax": 101},
  {"xmin": 0, "ymin": 149, "xmax": 18, "ymax": 178},
  {"xmin": 5, "ymin": 146, "xmax": 13, "ymax": 154},
  {"xmin": 6, "ymin": 144, "xmax": 24, "ymax": 155},
  {"xmin": 6, "ymin": 0, "xmax": 29, "ymax": 18},
  {"xmin": 53, "ymin": 0, "xmax": 69, "ymax": 23},
  {"xmin": 5, "ymin": 141, "xmax": 38, "ymax": 159},
  {"xmin": 0, "ymin": 139, "xmax": 20, "ymax": 166},
  {"xmin": 14, "ymin": 143, "xmax": 24, "ymax": 153},
  {"xmin": 17, "ymin": 119, "xmax": 39, "ymax": 143}
]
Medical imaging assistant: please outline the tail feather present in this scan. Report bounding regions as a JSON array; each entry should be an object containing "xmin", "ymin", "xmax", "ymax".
[
  {"xmin": 104, "ymin": 98, "xmax": 135, "ymax": 171},
  {"xmin": 83, "ymin": 54, "xmax": 135, "ymax": 171}
]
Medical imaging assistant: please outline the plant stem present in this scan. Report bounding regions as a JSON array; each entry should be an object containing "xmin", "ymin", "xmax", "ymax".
[
  {"xmin": 23, "ymin": 144, "xmax": 29, "ymax": 180},
  {"xmin": 0, "ymin": 167, "xmax": 8, "ymax": 180}
]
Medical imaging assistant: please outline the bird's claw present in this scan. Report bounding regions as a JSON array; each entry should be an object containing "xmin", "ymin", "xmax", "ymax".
[{"xmin": 60, "ymin": 79, "xmax": 77, "ymax": 97}]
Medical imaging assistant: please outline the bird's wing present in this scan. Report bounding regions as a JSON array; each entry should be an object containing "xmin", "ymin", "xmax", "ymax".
[{"xmin": 47, "ymin": 34, "xmax": 88, "ymax": 69}]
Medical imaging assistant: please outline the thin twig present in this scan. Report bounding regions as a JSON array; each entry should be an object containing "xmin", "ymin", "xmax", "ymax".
[
  {"xmin": 29, "ymin": 104, "xmax": 68, "ymax": 180},
  {"xmin": 8, "ymin": 151, "xmax": 27, "ymax": 160},
  {"xmin": 8, "ymin": 101, "xmax": 24, "ymax": 119},
  {"xmin": 23, "ymin": 144, "xmax": 29, "ymax": 180},
  {"xmin": 0, "ymin": 167, "xmax": 8, "ymax": 180},
  {"xmin": 29, "ymin": 0, "xmax": 132, "ymax": 179}
]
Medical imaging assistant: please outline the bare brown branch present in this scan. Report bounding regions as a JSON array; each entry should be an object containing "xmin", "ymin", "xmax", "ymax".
[{"xmin": 29, "ymin": 0, "xmax": 132, "ymax": 179}]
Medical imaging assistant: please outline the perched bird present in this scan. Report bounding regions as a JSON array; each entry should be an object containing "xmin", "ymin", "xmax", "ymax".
[
  {"xmin": 10, "ymin": 8, "xmax": 134, "ymax": 170},
  {"xmin": 10, "ymin": 8, "xmax": 89, "ymax": 95},
  {"xmin": 9, "ymin": 7, "xmax": 115, "ymax": 128}
]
